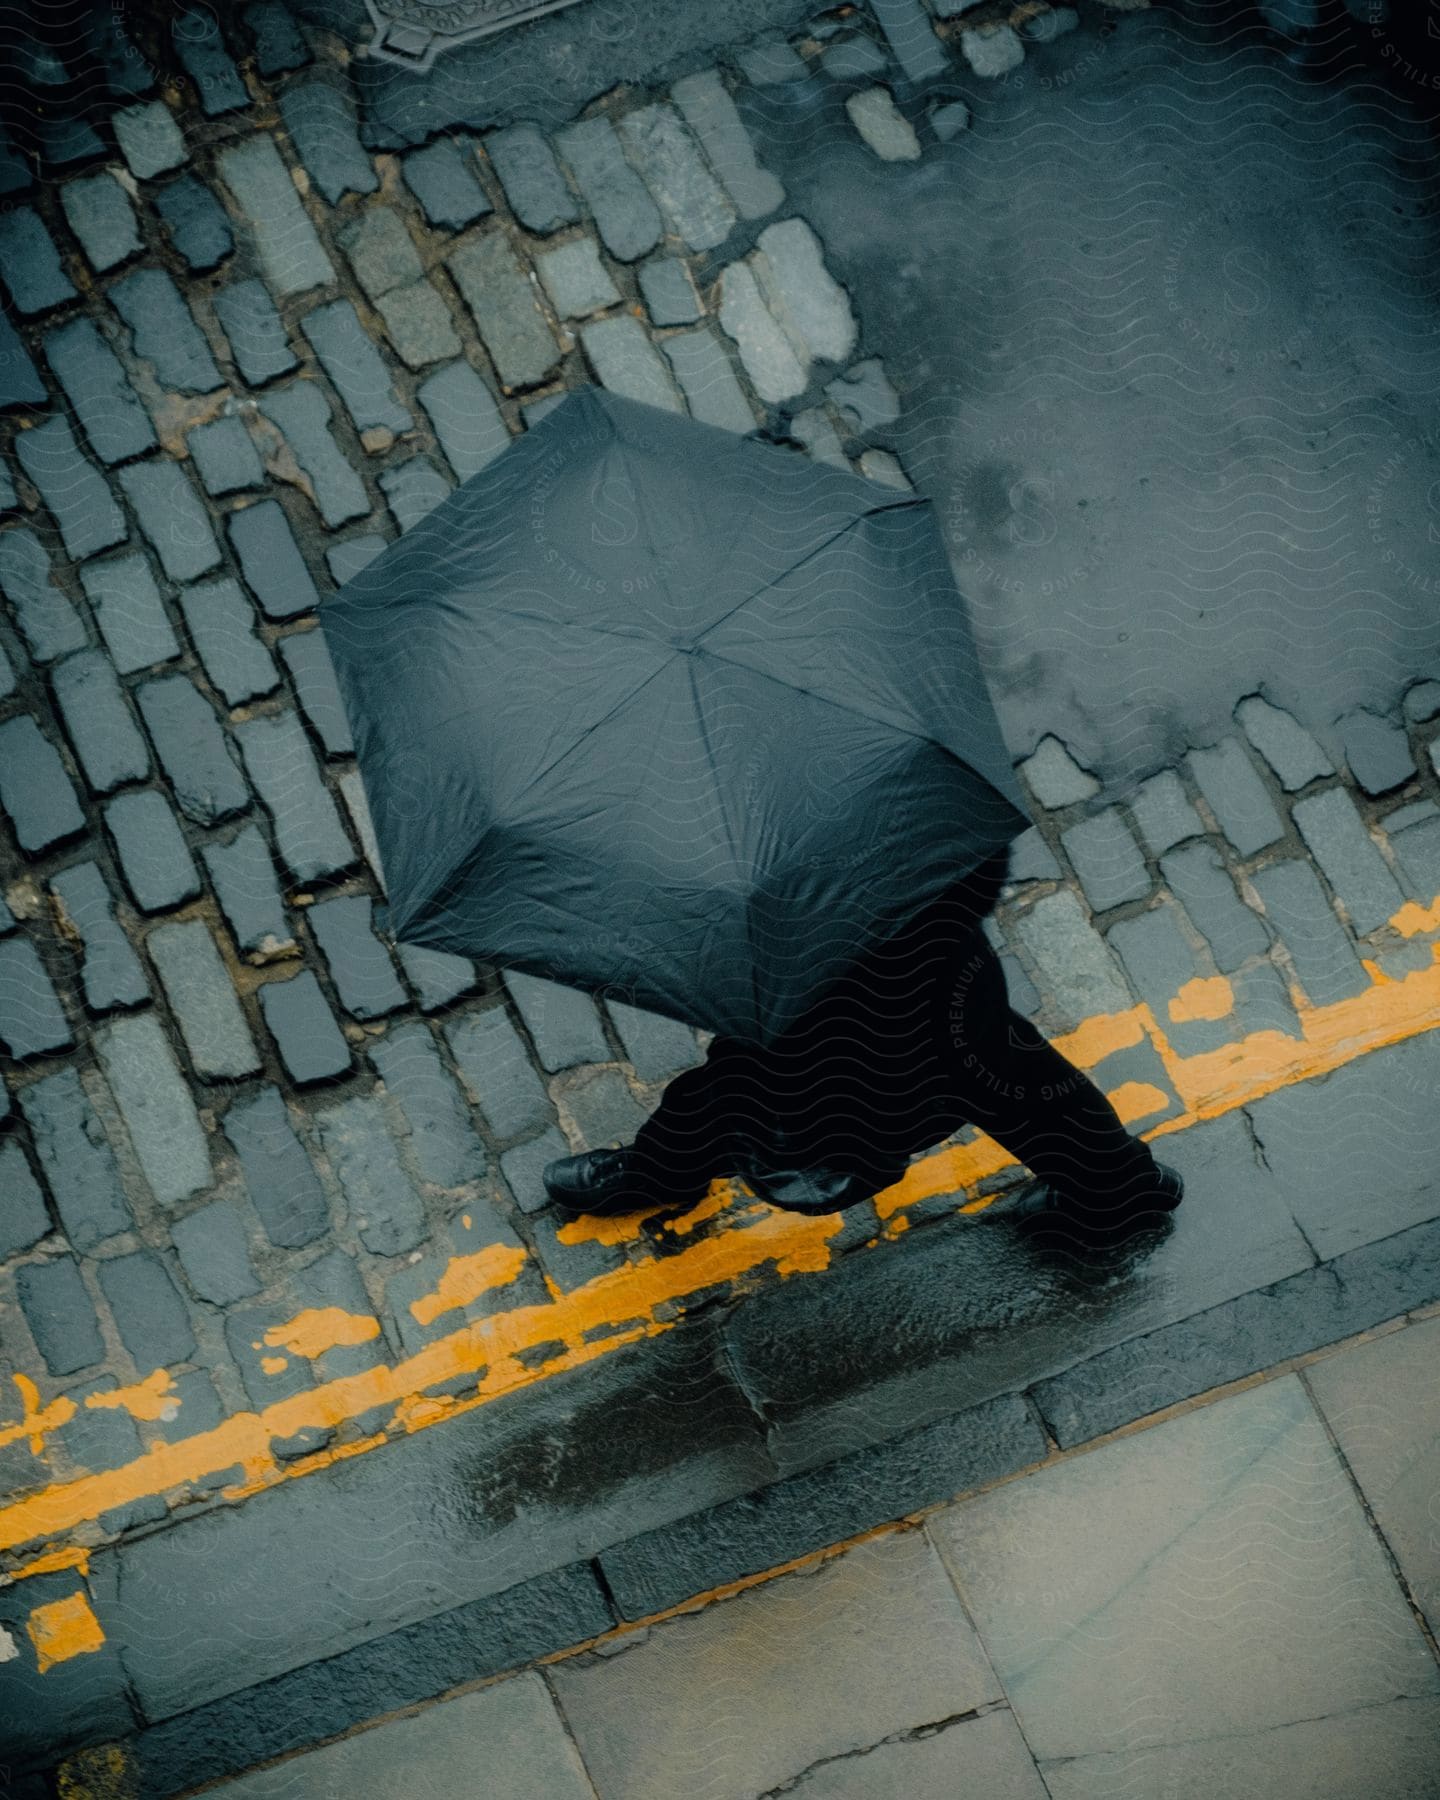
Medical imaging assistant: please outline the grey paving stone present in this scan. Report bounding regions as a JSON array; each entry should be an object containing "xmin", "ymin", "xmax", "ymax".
[
  {"xmin": 417, "ymin": 358, "xmax": 511, "ymax": 481},
  {"xmin": 0, "ymin": 714, "xmax": 86, "ymax": 852},
  {"xmin": 288, "ymin": 1249, "xmax": 388, "ymax": 1385},
  {"xmin": 604, "ymin": 998, "xmax": 702, "ymax": 1084},
  {"xmin": 1024, "ymin": 3, "xmax": 1080, "ymax": 34},
  {"xmin": 1017, "ymin": 734, "xmax": 1099, "ymax": 808},
  {"xmin": 95, "ymin": 1009, "xmax": 212, "ymax": 1204},
  {"xmin": 0, "ymin": 299, "xmax": 45, "ymax": 407},
  {"xmin": 582, "ymin": 313, "xmax": 684, "ymax": 411},
  {"xmin": 178, "ymin": 576, "xmax": 280, "ymax": 706},
  {"xmin": 1388, "ymin": 814, "xmax": 1440, "ymax": 903},
  {"xmin": 58, "ymin": 171, "xmax": 141, "ymax": 271},
  {"xmin": 118, "ymin": 458, "xmax": 222, "ymax": 581},
  {"xmin": 15, "ymin": 1258, "xmax": 104, "ymax": 1375},
  {"xmin": 371, "ymin": 1020, "xmax": 486, "ymax": 1187},
  {"xmin": 14, "ymin": 416, "xmax": 126, "ymax": 558},
  {"xmin": 637, "ymin": 255, "xmax": 701, "ymax": 326},
  {"xmin": 136, "ymin": 673, "xmax": 249, "ymax": 824},
  {"xmin": 396, "ymin": 941, "xmax": 477, "ymax": 1012},
  {"xmin": 245, "ymin": 0, "xmax": 311, "ymax": 74},
  {"xmin": 822, "ymin": 33, "xmax": 891, "ymax": 81},
  {"xmin": 227, "ymin": 499, "xmax": 321, "ymax": 620},
  {"xmin": 108, "ymin": 266, "xmax": 224, "ymax": 392},
  {"xmin": 112, "ymin": 100, "xmax": 186, "ymax": 179},
  {"xmin": 869, "ymin": 0, "xmax": 950, "ymax": 83},
  {"xmin": 1127, "ymin": 767, "xmax": 1203, "ymax": 854},
  {"xmin": 448, "ymin": 231, "xmax": 561, "ymax": 392},
  {"xmin": 929, "ymin": 98, "xmax": 972, "ymax": 141},
  {"xmin": 337, "ymin": 205, "xmax": 423, "ymax": 298},
  {"xmin": 401, "ymin": 136, "xmax": 493, "ymax": 230},
  {"xmin": 1013, "ymin": 888, "xmax": 1132, "ymax": 1023},
  {"xmin": 857, "ymin": 448, "xmax": 911, "ymax": 490},
  {"xmin": 446, "ymin": 1005, "xmax": 553, "ymax": 1139},
  {"xmin": 535, "ymin": 235, "xmax": 620, "ymax": 319},
  {"xmin": 327, "ymin": 533, "xmax": 389, "ymax": 584},
  {"xmin": 1249, "ymin": 858, "xmax": 1368, "ymax": 1006},
  {"xmin": 661, "ymin": 327, "xmax": 754, "ymax": 432},
  {"xmin": 1402, "ymin": 679, "xmax": 1440, "ymax": 722},
  {"xmin": 671, "ymin": 68, "xmax": 785, "ymax": 221},
  {"xmin": 1160, "ymin": 840, "xmax": 1270, "ymax": 973},
  {"xmin": 556, "ymin": 1533, "xmax": 999, "ymax": 1800},
  {"xmin": 148, "ymin": 917, "xmax": 261, "ymax": 1078},
  {"xmin": 170, "ymin": 1199, "xmax": 260, "ymax": 1304},
  {"xmin": 213, "ymin": 277, "xmax": 297, "ymax": 387},
  {"xmin": 223, "ymin": 1289, "xmax": 317, "ymax": 1409},
  {"xmin": 520, "ymin": 392, "xmax": 567, "ymax": 427},
  {"xmin": 50, "ymin": 647, "xmax": 150, "ymax": 792},
  {"xmin": 257, "ymin": 382, "xmax": 370, "ymax": 526},
  {"xmin": 736, "ymin": 38, "xmax": 810, "ymax": 83},
  {"xmin": 172, "ymin": 5, "xmax": 248, "ymax": 113},
  {"xmin": 1104, "ymin": 900, "xmax": 1224, "ymax": 1052},
  {"xmin": 374, "ymin": 279, "xmax": 462, "ymax": 370},
  {"xmin": 0, "ymin": 206, "xmax": 77, "ymax": 314},
  {"xmin": 1004, "ymin": 824, "xmax": 1061, "ymax": 884},
  {"xmin": 336, "ymin": 767, "xmax": 383, "ymax": 886},
  {"xmin": 188, "ymin": 415, "xmax": 264, "ymax": 495},
  {"xmin": 846, "ymin": 85, "xmax": 923, "ymax": 160},
  {"xmin": 499, "ymin": 1123, "xmax": 569, "ymax": 1214},
  {"xmin": 1060, "ymin": 807, "xmax": 1150, "ymax": 912},
  {"xmin": 308, "ymin": 893, "xmax": 407, "ymax": 1019},
  {"xmin": 559, "ymin": 1063, "xmax": 647, "ymax": 1150},
  {"xmin": 234, "ymin": 709, "xmax": 355, "ymax": 881},
  {"xmin": 617, "ymin": 102, "xmax": 737, "ymax": 253},
  {"xmin": 104, "ymin": 788, "xmax": 201, "ymax": 912},
  {"xmin": 1292, "ymin": 786, "xmax": 1405, "ymax": 936},
  {"xmin": 555, "ymin": 115, "xmax": 664, "ymax": 262},
  {"xmin": 379, "ymin": 454, "xmax": 452, "ymax": 533},
  {"xmin": 1337, "ymin": 704, "xmax": 1415, "ymax": 796},
  {"xmin": 0, "ymin": 527, "xmax": 85, "ymax": 663},
  {"xmin": 223, "ymin": 1085, "xmax": 330, "ymax": 1245},
  {"xmin": 0, "ymin": 1140, "xmax": 49, "ymax": 1256},
  {"xmin": 1380, "ymin": 798, "xmax": 1439, "ymax": 835},
  {"xmin": 1235, "ymin": 694, "xmax": 1333, "ymax": 790},
  {"xmin": 203, "ymin": 825, "xmax": 294, "ymax": 958},
  {"xmin": 0, "ymin": 938, "xmax": 72, "ymax": 1057},
  {"xmin": 1187, "ymin": 737, "xmax": 1285, "ymax": 855},
  {"xmin": 153, "ymin": 173, "xmax": 235, "ymax": 271},
  {"xmin": 36, "ymin": 109, "xmax": 107, "ymax": 168},
  {"xmin": 49, "ymin": 861, "xmax": 148, "ymax": 1013},
  {"xmin": 789, "ymin": 404, "xmax": 852, "ymax": 469},
  {"xmin": 258, "ymin": 968, "xmax": 350, "ymax": 1084},
  {"xmin": 217, "ymin": 136, "xmax": 335, "ymax": 297},
  {"xmin": 80, "ymin": 552, "xmax": 180, "ymax": 674},
  {"xmin": 484, "ymin": 122, "xmax": 580, "ymax": 234},
  {"xmin": 316, "ymin": 1092, "xmax": 427, "ymax": 1254},
  {"xmin": 97, "ymin": 1249, "xmax": 196, "ymax": 1368},
  {"xmin": 18, "ymin": 1067, "xmax": 132, "ymax": 1251},
  {"xmin": 824, "ymin": 356, "xmax": 901, "ymax": 434},
  {"xmin": 42, "ymin": 314, "xmax": 156, "ymax": 464},
  {"xmin": 504, "ymin": 969, "xmax": 610, "ymax": 1071},
  {"xmin": 301, "ymin": 298, "xmax": 414, "ymax": 436},
  {"xmin": 278, "ymin": 626, "xmax": 351, "ymax": 756},
  {"xmin": 280, "ymin": 81, "xmax": 376, "ymax": 202}
]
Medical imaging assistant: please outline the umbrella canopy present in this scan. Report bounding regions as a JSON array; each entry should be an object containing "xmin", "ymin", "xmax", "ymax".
[{"xmin": 322, "ymin": 386, "xmax": 1030, "ymax": 1045}]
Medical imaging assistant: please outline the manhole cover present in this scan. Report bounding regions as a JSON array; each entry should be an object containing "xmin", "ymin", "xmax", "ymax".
[{"xmin": 364, "ymin": 0, "xmax": 588, "ymax": 69}]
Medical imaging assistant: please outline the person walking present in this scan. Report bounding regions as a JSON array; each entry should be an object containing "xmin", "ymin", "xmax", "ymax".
[{"xmin": 544, "ymin": 842, "xmax": 1184, "ymax": 1244}]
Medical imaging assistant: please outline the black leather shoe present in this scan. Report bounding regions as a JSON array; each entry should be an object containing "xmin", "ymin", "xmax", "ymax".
[
  {"xmin": 542, "ymin": 1146, "xmax": 709, "ymax": 1218},
  {"xmin": 1008, "ymin": 1161, "xmax": 1184, "ymax": 1248}
]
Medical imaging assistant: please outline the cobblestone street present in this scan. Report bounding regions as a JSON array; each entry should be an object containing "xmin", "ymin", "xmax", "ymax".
[{"xmin": 0, "ymin": 0, "xmax": 1438, "ymax": 1791}]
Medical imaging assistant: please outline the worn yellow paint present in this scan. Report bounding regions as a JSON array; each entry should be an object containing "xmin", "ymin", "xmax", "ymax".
[
  {"xmin": 3, "ymin": 1544, "xmax": 89, "ymax": 1582},
  {"xmin": 1109, "ymin": 1080, "xmax": 1173, "ymax": 1125},
  {"xmin": 1169, "ymin": 975, "xmax": 1234, "ymax": 1022},
  {"xmin": 1392, "ymin": 898, "xmax": 1440, "ymax": 936},
  {"xmin": 84, "ymin": 1371, "xmax": 177, "ymax": 1423},
  {"xmin": 56, "ymin": 1742, "xmax": 138, "ymax": 1799},
  {"xmin": 409, "ymin": 1243, "xmax": 529, "ymax": 1326},
  {"xmin": 262, "ymin": 1307, "xmax": 382, "ymax": 1360},
  {"xmin": 260, "ymin": 1354, "xmax": 288, "ymax": 1375},
  {"xmin": 0, "ymin": 1372, "xmax": 76, "ymax": 1456},
  {"xmin": 27, "ymin": 1590, "xmax": 104, "ymax": 1671}
]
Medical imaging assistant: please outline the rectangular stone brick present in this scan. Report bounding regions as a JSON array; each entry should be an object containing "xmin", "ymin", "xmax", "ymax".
[
  {"xmin": 234, "ymin": 710, "xmax": 356, "ymax": 880},
  {"xmin": 1128, "ymin": 767, "xmax": 1204, "ymax": 855},
  {"xmin": 498, "ymin": 1124, "xmax": 569, "ymax": 1216},
  {"xmin": 581, "ymin": 314, "xmax": 683, "ymax": 412},
  {"xmin": 379, "ymin": 455, "xmax": 451, "ymax": 532},
  {"xmin": 661, "ymin": 328, "xmax": 755, "ymax": 432},
  {"xmin": 257, "ymin": 383, "xmax": 369, "ymax": 527},
  {"xmin": 153, "ymin": 173, "xmax": 234, "ymax": 272},
  {"xmin": 43, "ymin": 316, "xmax": 155, "ymax": 463},
  {"xmin": 0, "ymin": 205, "xmax": 77, "ymax": 313},
  {"xmin": 15, "ymin": 1257, "xmax": 104, "ymax": 1375},
  {"xmin": 245, "ymin": 0, "xmax": 311, "ymax": 75},
  {"xmin": 605, "ymin": 998, "xmax": 702, "ymax": 1083},
  {"xmin": 503, "ymin": 971, "xmax": 609, "ymax": 1071},
  {"xmin": 278, "ymin": 625, "xmax": 352, "ymax": 756},
  {"xmin": 280, "ymin": 81, "xmax": 376, "ymax": 203},
  {"xmin": 717, "ymin": 259, "xmax": 806, "ymax": 403},
  {"xmin": 401, "ymin": 136, "xmax": 493, "ymax": 230},
  {"xmin": 188, "ymin": 415, "xmax": 265, "ymax": 495},
  {"xmin": 637, "ymin": 255, "xmax": 701, "ymax": 326},
  {"xmin": 257, "ymin": 967, "xmax": 350, "ymax": 1085},
  {"xmin": 171, "ymin": 1198, "xmax": 260, "ymax": 1304},
  {"xmin": 60, "ymin": 170, "xmax": 142, "ymax": 271},
  {"xmin": 0, "ymin": 1139, "xmax": 49, "ymax": 1256},
  {"xmin": 448, "ymin": 231, "xmax": 561, "ymax": 391},
  {"xmin": 118, "ymin": 459, "xmax": 222, "ymax": 581},
  {"xmin": 619, "ymin": 102, "xmax": 736, "ymax": 251},
  {"xmin": 375, "ymin": 279, "xmax": 462, "ymax": 369},
  {"xmin": 1388, "ymin": 814, "xmax": 1440, "ymax": 904},
  {"xmin": 308, "ymin": 894, "xmax": 407, "ymax": 1019},
  {"xmin": 446, "ymin": 1006, "xmax": 553, "ymax": 1139},
  {"xmin": 104, "ymin": 789, "xmax": 201, "ymax": 912},
  {"xmin": 223, "ymin": 1292, "xmax": 316, "ymax": 1409},
  {"xmin": 1187, "ymin": 738, "xmax": 1285, "ymax": 856},
  {"xmin": 148, "ymin": 918, "xmax": 261, "ymax": 1078},
  {"xmin": 0, "ymin": 714, "xmax": 86, "ymax": 852},
  {"xmin": 1105, "ymin": 900, "xmax": 1225, "ymax": 1053},
  {"xmin": 1160, "ymin": 840, "xmax": 1270, "ymax": 973},
  {"xmin": 555, "ymin": 116, "xmax": 663, "ymax": 262},
  {"xmin": 222, "ymin": 1085, "xmax": 330, "ymax": 1246},
  {"xmin": 416, "ymin": 359, "xmax": 511, "ymax": 481},
  {"xmin": 671, "ymin": 68, "xmax": 785, "ymax": 221},
  {"xmin": 49, "ymin": 861, "xmax": 149, "ymax": 1013},
  {"xmin": 371, "ymin": 1020, "xmax": 487, "ymax": 1188},
  {"xmin": 213, "ymin": 277, "xmax": 298, "ymax": 387},
  {"xmin": 535, "ymin": 236, "xmax": 620, "ymax": 320},
  {"xmin": 0, "ymin": 938, "xmax": 73, "ymax": 1058},
  {"xmin": 292, "ymin": 1247, "xmax": 387, "ymax": 1380},
  {"xmin": 80, "ymin": 552, "xmax": 181, "ymax": 673},
  {"xmin": 227, "ymin": 499, "xmax": 321, "ymax": 620},
  {"xmin": 108, "ymin": 267, "xmax": 224, "ymax": 393},
  {"xmin": 396, "ymin": 942, "xmax": 477, "ymax": 1012},
  {"xmin": 0, "ymin": 528, "xmax": 85, "ymax": 663},
  {"xmin": 337, "ymin": 767, "xmax": 384, "ymax": 884},
  {"xmin": 113, "ymin": 99, "xmax": 186, "ymax": 179},
  {"xmin": 203, "ymin": 824, "xmax": 294, "ymax": 959},
  {"xmin": 14, "ymin": 416, "xmax": 127, "ymax": 558},
  {"xmin": 136, "ymin": 673, "xmax": 250, "ymax": 824},
  {"xmin": 1061, "ymin": 807, "xmax": 1150, "ymax": 912},
  {"xmin": 217, "ymin": 136, "xmax": 335, "ymax": 297},
  {"xmin": 172, "ymin": 6, "xmax": 247, "ymax": 113},
  {"xmin": 484, "ymin": 123, "xmax": 579, "ymax": 234},
  {"xmin": 97, "ymin": 1249, "xmax": 196, "ymax": 1369},
  {"xmin": 0, "ymin": 299, "xmax": 45, "ymax": 409},
  {"xmin": 1012, "ymin": 888, "xmax": 1131, "ymax": 1024},
  {"xmin": 1249, "ymin": 858, "xmax": 1369, "ymax": 1007},
  {"xmin": 1292, "ymin": 786, "xmax": 1405, "ymax": 936},
  {"xmin": 95, "ymin": 1010, "xmax": 212, "ymax": 1205},
  {"xmin": 327, "ymin": 533, "xmax": 389, "ymax": 585},
  {"xmin": 18, "ymin": 1067, "xmax": 133, "ymax": 1251},
  {"xmin": 179, "ymin": 576, "xmax": 280, "ymax": 705},
  {"xmin": 51, "ymin": 648, "xmax": 151, "ymax": 792},
  {"xmin": 869, "ymin": 0, "xmax": 949, "ymax": 82},
  {"xmin": 316, "ymin": 1093, "xmax": 427, "ymax": 1255},
  {"xmin": 301, "ymin": 298, "xmax": 413, "ymax": 435}
]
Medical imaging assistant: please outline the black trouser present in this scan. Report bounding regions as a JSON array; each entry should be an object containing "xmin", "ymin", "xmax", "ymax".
[{"xmin": 631, "ymin": 850, "xmax": 1162, "ymax": 1206}]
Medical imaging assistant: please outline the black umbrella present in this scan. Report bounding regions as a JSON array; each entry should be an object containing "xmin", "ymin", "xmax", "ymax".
[{"xmin": 322, "ymin": 386, "xmax": 1030, "ymax": 1046}]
